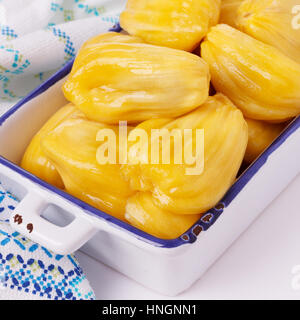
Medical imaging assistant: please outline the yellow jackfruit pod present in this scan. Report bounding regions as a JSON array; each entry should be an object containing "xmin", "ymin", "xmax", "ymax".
[
  {"xmin": 236, "ymin": 0, "xmax": 300, "ymax": 64},
  {"xmin": 220, "ymin": 0, "xmax": 244, "ymax": 27},
  {"xmin": 21, "ymin": 104, "xmax": 85, "ymax": 188},
  {"xmin": 126, "ymin": 193, "xmax": 201, "ymax": 239},
  {"xmin": 120, "ymin": 0, "xmax": 221, "ymax": 52},
  {"xmin": 63, "ymin": 33, "xmax": 210, "ymax": 124},
  {"xmin": 41, "ymin": 118, "xmax": 135, "ymax": 221},
  {"xmin": 72, "ymin": 32, "xmax": 143, "ymax": 73},
  {"xmin": 201, "ymin": 24, "xmax": 300, "ymax": 122},
  {"xmin": 244, "ymin": 118, "xmax": 286, "ymax": 164},
  {"xmin": 122, "ymin": 93, "xmax": 248, "ymax": 215}
]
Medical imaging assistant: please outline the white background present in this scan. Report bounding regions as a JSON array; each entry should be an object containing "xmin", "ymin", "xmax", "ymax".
[{"xmin": 76, "ymin": 174, "xmax": 300, "ymax": 300}]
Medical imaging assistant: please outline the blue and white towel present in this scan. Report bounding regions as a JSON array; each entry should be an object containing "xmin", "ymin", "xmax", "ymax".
[
  {"xmin": 0, "ymin": 182, "xmax": 96, "ymax": 300},
  {"xmin": 0, "ymin": 0, "xmax": 127, "ymax": 300},
  {"xmin": 0, "ymin": 0, "xmax": 126, "ymax": 113}
]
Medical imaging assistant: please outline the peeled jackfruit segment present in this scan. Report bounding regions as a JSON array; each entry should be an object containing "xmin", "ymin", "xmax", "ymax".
[
  {"xmin": 220, "ymin": 0, "xmax": 244, "ymax": 27},
  {"xmin": 41, "ymin": 118, "xmax": 135, "ymax": 221},
  {"xmin": 201, "ymin": 24, "xmax": 300, "ymax": 122},
  {"xmin": 244, "ymin": 118, "xmax": 286, "ymax": 164},
  {"xmin": 236, "ymin": 0, "xmax": 300, "ymax": 64},
  {"xmin": 63, "ymin": 32, "xmax": 210, "ymax": 124},
  {"xmin": 21, "ymin": 104, "xmax": 85, "ymax": 189},
  {"xmin": 126, "ymin": 193, "xmax": 201, "ymax": 239},
  {"xmin": 120, "ymin": 0, "xmax": 221, "ymax": 52},
  {"xmin": 72, "ymin": 32, "xmax": 143, "ymax": 73},
  {"xmin": 122, "ymin": 93, "xmax": 248, "ymax": 215}
]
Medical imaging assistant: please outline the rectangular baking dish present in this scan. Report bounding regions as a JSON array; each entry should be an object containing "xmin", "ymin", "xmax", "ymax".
[{"xmin": 0, "ymin": 32, "xmax": 300, "ymax": 296}]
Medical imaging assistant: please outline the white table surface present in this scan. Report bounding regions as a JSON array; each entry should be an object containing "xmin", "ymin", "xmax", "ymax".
[{"xmin": 76, "ymin": 174, "xmax": 300, "ymax": 300}]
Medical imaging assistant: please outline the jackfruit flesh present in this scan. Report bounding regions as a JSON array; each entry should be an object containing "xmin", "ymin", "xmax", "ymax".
[
  {"xmin": 120, "ymin": 0, "xmax": 221, "ymax": 51},
  {"xmin": 201, "ymin": 24, "xmax": 300, "ymax": 122},
  {"xmin": 63, "ymin": 32, "xmax": 210, "ymax": 124}
]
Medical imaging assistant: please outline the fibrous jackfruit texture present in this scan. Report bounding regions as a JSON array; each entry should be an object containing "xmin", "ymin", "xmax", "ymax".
[
  {"xmin": 220, "ymin": 0, "xmax": 244, "ymax": 27},
  {"xmin": 120, "ymin": 0, "xmax": 221, "ymax": 52},
  {"xmin": 21, "ymin": 104, "xmax": 84, "ymax": 188},
  {"xmin": 126, "ymin": 192, "xmax": 201, "ymax": 239},
  {"xmin": 122, "ymin": 94, "xmax": 248, "ymax": 215},
  {"xmin": 63, "ymin": 32, "xmax": 210, "ymax": 124},
  {"xmin": 236, "ymin": 0, "xmax": 300, "ymax": 64},
  {"xmin": 41, "ymin": 118, "xmax": 135, "ymax": 221},
  {"xmin": 201, "ymin": 24, "xmax": 300, "ymax": 122},
  {"xmin": 244, "ymin": 118, "xmax": 286, "ymax": 164}
]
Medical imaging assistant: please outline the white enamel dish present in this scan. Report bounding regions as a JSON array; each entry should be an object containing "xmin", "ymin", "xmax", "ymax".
[{"xmin": 0, "ymin": 28, "xmax": 299, "ymax": 296}]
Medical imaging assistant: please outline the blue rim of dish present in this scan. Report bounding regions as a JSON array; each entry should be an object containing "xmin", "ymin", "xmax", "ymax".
[{"xmin": 0, "ymin": 24, "xmax": 299, "ymax": 248}]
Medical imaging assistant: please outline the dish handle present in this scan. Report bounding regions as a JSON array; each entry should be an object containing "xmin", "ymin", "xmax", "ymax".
[{"xmin": 9, "ymin": 191, "xmax": 97, "ymax": 255}]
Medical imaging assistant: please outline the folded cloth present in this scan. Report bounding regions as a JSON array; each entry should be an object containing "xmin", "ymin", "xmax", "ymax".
[
  {"xmin": 0, "ymin": 0, "xmax": 126, "ymax": 114},
  {"xmin": 0, "ymin": 0, "xmax": 127, "ymax": 299},
  {"xmin": 0, "ymin": 182, "xmax": 96, "ymax": 300}
]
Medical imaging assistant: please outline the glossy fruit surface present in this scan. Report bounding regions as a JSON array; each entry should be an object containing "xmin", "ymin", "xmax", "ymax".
[
  {"xmin": 120, "ymin": 0, "xmax": 221, "ymax": 51},
  {"xmin": 21, "ymin": 104, "xmax": 84, "ymax": 188},
  {"xmin": 126, "ymin": 193, "xmax": 201, "ymax": 239},
  {"xmin": 245, "ymin": 118, "xmax": 286, "ymax": 164},
  {"xmin": 122, "ymin": 94, "xmax": 248, "ymax": 215},
  {"xmin": 236, "ymin": 0, "xmax": 300, "ymax": 64},
  {"xmin": 201, "ymin": 24, "xmax": 300, "ymax": 122},
  {"xmin": 41, "ymin": 118, "xmax": 134, "ymax": 220},
  {"xmin": 63, "ymin": 32, "xmax": 210, "ymax": 124},
  {"xmin": 220, "ymin": 0, "xmax": 243, "ymax": 27}
]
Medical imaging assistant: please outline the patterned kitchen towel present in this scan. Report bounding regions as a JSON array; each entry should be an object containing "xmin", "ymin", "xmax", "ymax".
[
  {"xmin": 0, "ymin": 0, "xmax": 126, "ymax": 114},
  {"xmin": 0, "ymin": 182, "xmax": 96, "ymax": 300}
]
